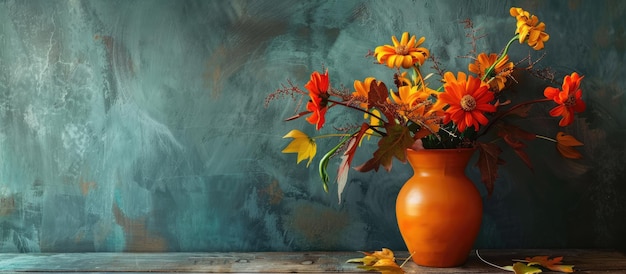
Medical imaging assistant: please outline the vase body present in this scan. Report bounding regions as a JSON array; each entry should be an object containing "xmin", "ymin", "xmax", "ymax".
[{"xmin": 396, "ymin": 148, "xmax": 482, "ymax": 267}]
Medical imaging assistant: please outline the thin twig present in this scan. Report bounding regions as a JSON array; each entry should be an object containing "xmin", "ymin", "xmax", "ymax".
[
  {"xmin": 399, "ymin": 251, "xmax": 416, "ymax": 268},
  {"xmin": 475, "ymin": 250, "xmax": 510, "ymax": 271}
]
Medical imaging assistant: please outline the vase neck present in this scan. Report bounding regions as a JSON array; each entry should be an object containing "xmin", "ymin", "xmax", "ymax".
[{"xmin": 406, "ymin": 148, "xmax": 475, "ymax": 176}]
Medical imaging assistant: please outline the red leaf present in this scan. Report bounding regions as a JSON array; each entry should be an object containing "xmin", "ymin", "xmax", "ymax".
[
  {"xmin": 506, "ymin": 103, "xmax": 533, "ymax": 118},
  {"xmin": 476, "ymin": 142, "xmax": 504, "ymax": 195},
  {"xmin": 337, "ymin": 123, "xmax": 370, "ymax": 202},
  {"xmin": 497, "ymin": 124, "xmax": 536, "ymax": 170},
  {"xmin": 284, "ymin": 111, "xmax": 313, "ymax": 121},
  {"xmin": 355, "ymin": 124, "xmax": 414, "ymax": 173},
  {"xmin": 525, "ymin": 256, "xmax": 575, "ymax": 273},
  {"xmin": 555, "ymin": 132, "xmax": 584, "ymax": 159},
  {"xmin": 368, "ymin": 81, "xmax": 396, "ymax": 122},
  {"xmin": 368, "ymin": 80, "xmax": 389, "ymax": 106}
]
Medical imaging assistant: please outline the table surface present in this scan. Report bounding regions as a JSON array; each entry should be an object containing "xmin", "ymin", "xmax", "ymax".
[{"xmin": 0, "ymin": 249, "xmax": 624, "ymax": 273}]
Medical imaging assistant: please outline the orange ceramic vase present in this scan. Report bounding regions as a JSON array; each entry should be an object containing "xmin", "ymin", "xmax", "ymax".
[{"xmin": 396, "ymin": 148, "xmax": 482, "ymax": 267}]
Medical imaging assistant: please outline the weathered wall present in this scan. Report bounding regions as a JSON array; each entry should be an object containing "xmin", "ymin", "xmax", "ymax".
[{"xmin": 0, "ymin": 0, "xmax": 624, "ymax": 252}]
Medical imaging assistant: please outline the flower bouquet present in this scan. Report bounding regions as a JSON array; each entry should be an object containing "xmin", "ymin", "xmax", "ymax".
[{"xmin": 266, "ymin": 7, "xmax": 585, "ymax": 202}]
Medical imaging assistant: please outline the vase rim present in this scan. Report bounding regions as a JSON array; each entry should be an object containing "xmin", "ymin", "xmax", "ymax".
[{"xmin": 406, "ymin": 147, "xmax": 476, "ymax": 153}]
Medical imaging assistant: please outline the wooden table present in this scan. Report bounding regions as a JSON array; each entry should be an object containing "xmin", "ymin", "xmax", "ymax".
[{"xmin": 0, "ymin": 249, "xmax": 623, "ymax": 273}]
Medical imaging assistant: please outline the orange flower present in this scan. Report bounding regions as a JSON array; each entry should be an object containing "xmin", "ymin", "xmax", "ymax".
[
  {"xmin": 468, "ymin": 53, "xmax": 514, "ymax": 92},
  {"xmin": 544, "ymin": 72, "xmax": 586, "ymax": 127},
  {"xmin": 510, "ymin": 7, "xmax": 550, "ymax": 50},
  {"xmin": 389, "ymin": 85, "xmax": 428, "ymax": 111},
  {"xmin": 353, "ymin": 77, "xmax": 379, "ymax": 140},
  {"xmin": 374, "ymin": 32, "xmax": 429, "ymax": 69},
  {"xmin": 352, "ymin": 77, "xmax": 376, "ymax": 110},
  {"xmin": 439, "ymin": 72, "xmax": 496, "ymax": 132},
  {"xmin": 304, "ymin": 70, "xmax": 330, "ymax": 130}
]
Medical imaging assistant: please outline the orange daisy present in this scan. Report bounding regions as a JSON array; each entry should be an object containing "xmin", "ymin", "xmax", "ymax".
[
  {"xmin": 304, "ymin": 70, "xmax": 330, "ymax": 130},
  {"xmin": 438, "ymin": 71, "xmax": 496, "ymax": 132},
  {"xmin": 352, "ymin": 77, "xmax": 376, "ymax": 110},
  {"xmin": 468, "ymin": 53, "xmax": 514, "ymax": 92},
  {"xmin": 510, "ymin": 7, "xmax": 550, "ymax": 50},
  {"xmin": 544, "ymin": 72, "xmax": 586, "ymax": 127},
  {"xmin": 374, "ymin": 32, "xmax": 429, "ymax": 69}
]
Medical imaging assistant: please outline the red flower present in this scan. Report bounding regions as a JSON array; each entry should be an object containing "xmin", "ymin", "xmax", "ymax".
[
  {"xmin": 304, "ymin": 70, "xmax": 330, "ymax": 130},
  {"xmin": 544, "ymin": 72, "xmax": 586, "ymax": 127}
]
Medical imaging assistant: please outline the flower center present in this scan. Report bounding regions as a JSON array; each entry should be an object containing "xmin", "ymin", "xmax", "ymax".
[
  {"xmin": 460, "ymin": 95, "xmax": 477, "ymax": 111},
  {"xmin": 564, "ymin": 94, "xmax": 577, "ymax": 107},
  {"xmin": 395, "ymin": 45, "xmax": 409, "ymax": 55}
]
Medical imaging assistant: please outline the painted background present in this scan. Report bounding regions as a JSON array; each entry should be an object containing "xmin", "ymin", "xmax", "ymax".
[{"xmin": 0, "ymin": 0, "xmax": 624, "ymax": 252}]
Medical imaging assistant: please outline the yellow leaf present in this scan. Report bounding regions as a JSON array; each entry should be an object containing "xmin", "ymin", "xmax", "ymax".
[
  {"xmin": 512, "ymin": 262, "xmax": 542, "ymax": 274},
  {"xmin": 369, "ymin": 248, "xmax": 395, "ymax": 260},
  {"xmin": 555, "ymin": 132, "xmax": 584, "ymax": 159},
  {"xmin": 547, "ymin": 264, "xmax": 575, "ymax": 273},
  {"xmin": 372, "ymin": 258, "xmax": 398, "ymax": 267},
  {"xmin": 347, "ymin": 248, "xmax": 396, "ymax": 266},
  {"xmin": 282, "ymin": 130, "xmax": 316, "ymax": 167},
  {"xmin": 347, "ymin": 255, "xmax": 378, "ymax": 266}
]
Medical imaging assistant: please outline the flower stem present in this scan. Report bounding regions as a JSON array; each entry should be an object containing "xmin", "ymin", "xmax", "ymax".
[
  {"xmin": 475, "ymin": 250, "xmax": 510, "ymax": 271},
  {"xmin": 535, "ymin": 134, "xmax": 557, "ymax": 143},
  {"xmin": 477, "ymin": 97, "xmax": 551, "ymax": 138},
  {"xmin": 312, "ymin": 133, "xmax": 351, "ymax": 140},
  {"xmin": 327, "ymin": 99, "xmax": 385, "ymax": 123},
  {"xmin": 481, "ymin": 35, "xmax": 520, "ymax": 82}
]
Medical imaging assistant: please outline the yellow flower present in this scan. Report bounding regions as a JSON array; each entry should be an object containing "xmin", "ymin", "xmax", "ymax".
[
  {"xmin": 510, "ymin": 7, "xmax": 550, "ymax": 50},
  {"xmin": 390, "ymin": 84, "xmax": 425, "ymax": 109},
  {"xmin": 374, "ymin": 32, "xmax": 429, "ymax": 69},
  {"xmin": 282, "ymin": 130, "xmax": 316, "ymax": 167},
  {"xmin": 389, "ymin": 83, "xmax": 441, "ymax": 138},
  {"xmin": 468, "ymin": 53, "xmax": 514, "ymax": 92},
  {"xmin": 362, "ymin": 109, "xmax": 382, "ymax": 142}
]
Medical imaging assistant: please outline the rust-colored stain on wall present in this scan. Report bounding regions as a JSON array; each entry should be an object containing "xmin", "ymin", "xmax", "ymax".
[
  {"xmin": 0, "ymin": 195, "xmax": 15, "ymax": 216},
  {"xmin": 79, "ymin": 179, "xmax": 97, "ymax": 196},
  {"xmin": 113, "ymin": 203, "xmax": 167, "ymax": 252},
  {"xmin": 203, "ymin": 17, "xmax": 286, "ymax": 98},
  {"xmin": 258, "ymin": 179, "xmax": 283, "ymax": 205},
  {"xmin": 94, "ymin": 35, "xmax": 136, "ymax": 76},
  {"xmin": 287, "ymin": 204, "xmax": 349, "ymax": 249}
]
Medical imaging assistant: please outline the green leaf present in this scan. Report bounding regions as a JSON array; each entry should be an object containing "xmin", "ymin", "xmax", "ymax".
[{"xmin": 318, "ymin": 138, "xmax": 348, "ymax": 192}]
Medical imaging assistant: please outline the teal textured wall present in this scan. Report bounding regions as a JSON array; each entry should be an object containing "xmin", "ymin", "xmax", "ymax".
[{"xmin": 0, "ymin": 0, "xmax": 624, "ymax": 252}]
